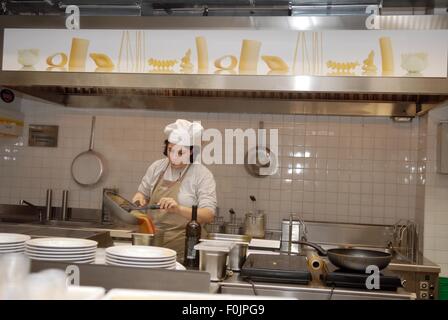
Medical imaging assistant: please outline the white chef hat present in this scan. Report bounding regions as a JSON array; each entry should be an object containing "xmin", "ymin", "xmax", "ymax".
[{"xmin": 164, "ymin": 119, "xmax": 204, "ymax": 147}]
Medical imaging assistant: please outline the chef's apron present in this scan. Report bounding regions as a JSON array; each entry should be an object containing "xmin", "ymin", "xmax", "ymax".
[{"xmin": 148, "ymin": 163, "xmax": 191, "ymax": 263}]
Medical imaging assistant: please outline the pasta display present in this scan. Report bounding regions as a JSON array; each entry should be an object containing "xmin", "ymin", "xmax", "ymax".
[
  {"xmin": 180, "ymin": 49, "xmax": 194, "ymax": 73},
  {"xmin": 46, "ymin": 52, "xmax": 68, "ymax": 67},
  {"xmin": 214, "ymin": 55, "xmax": 238, "ymax": 71},
  {"xmin": 292, "ymin": 31, "xmax": 323, "ymax": 75},
  {"xmin": 117, "ymin": 30, "xmax": 146, "ymax": 73},
  {"xmin": 326, "ymin": 60, "xmax": 360, "ymax": 76},
  {"xmin": 362, "ymin": 50, "xmax": 377, "ymax": 75}
]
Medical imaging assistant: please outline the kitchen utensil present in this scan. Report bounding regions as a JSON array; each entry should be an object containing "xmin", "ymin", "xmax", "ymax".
[
  {"xmin": 298, "ymin": 241, "xmax": 393, "ymax": 272},
  {"xmin": 194, "ymin": 241, "xmax": 234, "ymax": 281},
  {"xmin": 103, "ymin": 191, "xmax": 159, "ymax": 226},
  {"xmin": 71, "ymin": 116, "xmax": 106, "ymax": 187},
  {"xmin": 244, "ymin": 121, "xmax": 278, "ymax": 177},
  {"xmin": 131, "ymin": 232, "xmax": 165, "ymax": 247},
  {"xmin": 224, "ymin": 208, "xmax": 243, "ymax": 235},
  {"xmin": 244, "ymin": 196, "xmax": 266, "ymax": 238},
  {"xmin": 204, "ymin": 233, "xmax": 251, "ymax": 272},
  {"xmin": 280, "ymin": 214, "xmax": 307, "ymax": 254}
]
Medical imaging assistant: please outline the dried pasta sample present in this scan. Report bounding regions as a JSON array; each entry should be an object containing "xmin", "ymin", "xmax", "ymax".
[
  {"xmin": 261, "ymin": 55, "xmax": 289, "ymax": 72},
  {"xmin": 148, "ymin": 58, "xmax": 178, "ymax": 71},
  {"xmin": 180, "ymin": 49, "xmax": 194, "ymax": 73},
  {"xmin": 46, "ymin": 52, "xmax": 68, "ymax": 67},
  {"xmin": 90, "ymin": 53, "xmax": 115, "ymax": 69},
  {"xmin": 326, "ymin": 60, "xmax": 359, "ymax": 75},
  {"xmin": 214, "ymin": 55, "xmax": 238, "ymax": 70},
  {"xmin": 362, "ymin": 50, "xmax": 377, "ymax": 75}
]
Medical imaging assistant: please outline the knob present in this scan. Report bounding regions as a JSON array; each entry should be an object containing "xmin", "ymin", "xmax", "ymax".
[
  {"xmin": 401, "ymin": 279, "xmax": 407, "ymax": 287},
  {"xmin": 429, "ymin": 294, "xmax": 434, "ymax": 300}
]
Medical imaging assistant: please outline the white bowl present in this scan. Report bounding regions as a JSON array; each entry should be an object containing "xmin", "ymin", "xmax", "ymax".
[
  {"xmin": 18, "ymin": 49, "xmax": 40, "ymax": 67},
  {"xmin": 401, "ymin": 53, "xmax": 428, "ymax": 74}
]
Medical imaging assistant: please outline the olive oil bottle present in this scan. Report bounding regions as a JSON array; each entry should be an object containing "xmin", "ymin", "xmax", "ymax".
[{"xmin": 184, "ymin": 205, "xmax": 201, "ymax": 269}]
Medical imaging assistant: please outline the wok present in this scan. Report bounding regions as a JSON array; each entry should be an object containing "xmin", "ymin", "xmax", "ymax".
[{"xmin": 299, "ymin": 241, "xmax": 392, "ymax": 272}]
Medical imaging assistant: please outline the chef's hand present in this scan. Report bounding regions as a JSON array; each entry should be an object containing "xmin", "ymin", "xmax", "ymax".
[
  {"xmin": 132, "ymin": 192, "xmax": 148, "ymax": 207},
  {"xmin": 157, "ymin": 197, "xmax": 180, "ymax": 214}
]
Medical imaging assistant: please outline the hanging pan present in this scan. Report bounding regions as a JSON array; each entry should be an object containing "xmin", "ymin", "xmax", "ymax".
[{"xmin": 71, "ymin": 116, "xmax": 106, "ymax": 187}]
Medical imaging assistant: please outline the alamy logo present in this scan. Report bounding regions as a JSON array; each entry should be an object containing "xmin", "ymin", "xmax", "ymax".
[
  {"xmin": 365, "ymin": 265, "xmax": 380, "ymax": 290},
  {"xmin": 66, "ymin": 265, "xmax": 80, "ymax": 286},
  {"xmin": 176, "ymin": 121, "xmax": 279, "ymax": 175},
  {"xmin": 65, "ymin": 5, "xmax": 80, "ymax": 30}
]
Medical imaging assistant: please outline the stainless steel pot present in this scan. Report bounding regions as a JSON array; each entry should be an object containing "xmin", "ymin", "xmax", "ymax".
[
  {"xmin": 244, "ymin": 211, "xmax": 266, "ymax": 238},
  {"xmin": 131, "ymin": 232, "xmax": 165, "ymax": 247},
  {"xmin": 194, "ymin": 241, "xmax": 234, "ymax": 281},
  {"xmin": 280, "ymin": 215, "xmax": 307, "ymax": 254},
  {"xmin": 205, "ymin": 233, "xmax": 251, "ymax": 271}
]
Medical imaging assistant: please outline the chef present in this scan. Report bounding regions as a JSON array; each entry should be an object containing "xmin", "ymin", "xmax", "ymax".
[{"xmin": 132, "ymin": 119, "xmax": 217, "ymax": 262}]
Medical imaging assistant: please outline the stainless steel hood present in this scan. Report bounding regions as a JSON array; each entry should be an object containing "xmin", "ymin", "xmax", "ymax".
[{"xmin": 1, "ymin": 15, "xmax": 447, "ymax": 117}]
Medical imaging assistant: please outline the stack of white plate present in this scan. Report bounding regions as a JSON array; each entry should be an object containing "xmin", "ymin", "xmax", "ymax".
[
  {"xmin": 25, "ymin": 238, "xmax": 98, "ymax": 264},
  {"xmin": 105, "ymin": 246, "xmax": 177, "ymax": 269},
  {"xmin": 0, "ymin": 233, "xmax": 30, "ymax": 255}
]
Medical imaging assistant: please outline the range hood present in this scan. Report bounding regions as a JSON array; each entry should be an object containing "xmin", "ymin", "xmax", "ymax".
[{"xmin": 0, "ymin": 15, "xmax": 447, "ymax": 117}]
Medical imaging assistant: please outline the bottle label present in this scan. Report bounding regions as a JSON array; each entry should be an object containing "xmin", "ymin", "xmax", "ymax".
[{"xmin": 186, "ymin": 238, "xmax": 198, "ymax": 259}]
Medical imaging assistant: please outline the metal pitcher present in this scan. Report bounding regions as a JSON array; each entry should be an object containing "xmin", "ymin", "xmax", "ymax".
[{"xmin": 244, "ymin": 210, "xmax": 266, "ymax": 238}]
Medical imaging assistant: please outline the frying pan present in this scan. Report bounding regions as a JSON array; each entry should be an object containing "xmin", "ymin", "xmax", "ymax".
[
  {"xmin": 71, "ymin": 116, "xmax": 106, "ymax": 187},
  {"xmin": 244, "ymin": 121, "xmax": 278, "ymax": 177},
  {"xmin": 298, "ymin": 241, "xmax": 393, "ymax": 272},
  {"xmin": 103, "ymin": 191, "xmax": 160, "ymax": 225}
]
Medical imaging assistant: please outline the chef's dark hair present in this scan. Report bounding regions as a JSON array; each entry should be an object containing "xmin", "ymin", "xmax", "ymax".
[{"xmin": 163, "ymin": 139, "xmax": 197, "ymax": 163}]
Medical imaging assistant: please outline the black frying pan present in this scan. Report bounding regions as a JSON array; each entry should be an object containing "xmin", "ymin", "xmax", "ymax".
[{"xmin": 299, "ymin": 241, "xmax": 392, "ymax": 272}]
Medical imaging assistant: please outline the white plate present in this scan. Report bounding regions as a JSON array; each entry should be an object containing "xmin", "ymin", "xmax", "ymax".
[
  {"xmin": 26, "ymin": 238, "xmax": 98, "ymax": 249},
  {"xmin": 105, "ymin": 246, "xmax": 176, "ymax": 260},
  {"xmin": 106, "ymin": 255, "xmax": 176, "ymax": 265},
  {"xmin": 0, "ymin": 249, "xmax": 25, "ymax": 254},
  {"xmin": 26, "ymin": 247, "xmax": 96, "ymax": 255},
  {"xmin": 0, "ymin": 243, "xmax": 26, "ymax": 248},
  {"xmin": 105, "ymin": 252, "xmax": 176, "ymax": 263},
  {"xmin": 26, "ymin": 245, "xmax": 97, "ymax": 253},
  {"xmin": 26, "ymin": 252, "xmax": 96, "ymax": 259},
  {"xmin": 105, "ymin": 257, "xmax": 176, "ymax": 267},
  {"xmin": 105, "ymin": 260, "xmax": 176, "ymax": 269},
  {"xmin": 28, "ymin": 256, "xmax": 95, "ymax": 263},
  {"xmin": 0, "ymin": 233, "xmax": 31, "ymax": 245},
  {"xmin": 0, "ymin": 245, "xmax": 25, "ymax": 250}
]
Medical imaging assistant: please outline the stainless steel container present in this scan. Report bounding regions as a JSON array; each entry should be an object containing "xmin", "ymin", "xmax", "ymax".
[
  {"xmin": 205, "ymin": 233, "xmax": 251, "ymax": 271},
  {"xmin": 244, "ymin": 211, "xmax": 266, "ymax": 238},
  {"xmin": 131, "ymin": 232, "xmax": 165, "ymax": 247},
  {"xmin": 224, "ymin": 222, "xmax": 243, "ymax": 235},
  {"xmin": 194, "ymin": 241, "xmax": 234, "ymax": 281},
  {"xmin": 280, "ymin": 215, "xmax": 307, "ymax": 254}
]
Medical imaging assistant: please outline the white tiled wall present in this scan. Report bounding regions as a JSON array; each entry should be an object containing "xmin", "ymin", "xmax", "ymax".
[
  {"xmin": 0, "ymin": 95, "xmax": 419, "ymax": 230},
  {"xmin": 419, "ymin": 104, "xmax": 448, "ymax": 277}
]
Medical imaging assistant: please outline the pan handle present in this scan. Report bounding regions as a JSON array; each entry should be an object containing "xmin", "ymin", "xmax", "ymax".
[
  {"xmin": 297, "ymin": 241, "xmax": 327, "ymax": 256},
  {"xmin": 89, "ymin": 116, "xmax": 96, "ymax": 151}
]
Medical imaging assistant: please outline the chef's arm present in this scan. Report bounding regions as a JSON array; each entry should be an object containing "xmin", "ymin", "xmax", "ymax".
[{"xmin": 176, "ymin": 206, "xmax": 215, "ymax": 225}]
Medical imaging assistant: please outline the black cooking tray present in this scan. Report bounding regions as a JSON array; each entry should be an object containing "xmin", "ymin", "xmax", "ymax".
[{"xmin": 240, "ymin": 254, "xmax": 311, "ymax": 285}]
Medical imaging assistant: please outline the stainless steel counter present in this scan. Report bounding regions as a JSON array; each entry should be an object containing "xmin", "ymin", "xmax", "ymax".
[
  {"xmin": 218, "ymin": 273, "xmax": 415, "ymax": 300},
  {"xmin": 0, "ymin": 222, "xmax": 113, "ymax": 247}
]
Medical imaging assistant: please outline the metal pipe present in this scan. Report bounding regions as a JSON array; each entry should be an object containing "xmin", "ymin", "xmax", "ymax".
[
  {"xmin": 45, "ymin": 189, "xmax": 52, "ymax": 221},
  {"xmin": 61, "ymin": 190, "xmax": 69, "ymax": 221}
]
